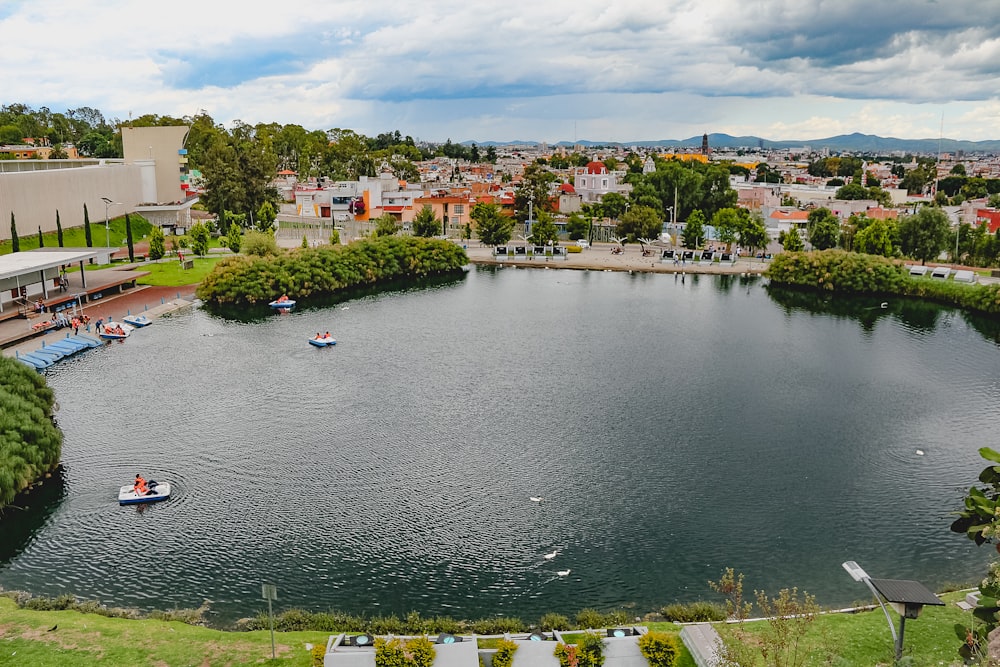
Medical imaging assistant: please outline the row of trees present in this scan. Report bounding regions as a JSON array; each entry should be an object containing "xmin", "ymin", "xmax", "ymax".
[
  {"xmin": 775, "ymin": 206, "xmax": 985, "ymax": 266},
  {"xmin": 0, "ymin": 103, "xmax": 120, "ymax": 158}
]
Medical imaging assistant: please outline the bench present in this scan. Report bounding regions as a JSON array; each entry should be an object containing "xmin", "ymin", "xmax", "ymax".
[{"xmin": 181, "ymin": 259, "xmax": 194, "ymax": 270}]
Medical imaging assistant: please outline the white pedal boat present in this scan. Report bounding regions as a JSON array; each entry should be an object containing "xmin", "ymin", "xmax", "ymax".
[{"xmin": 118, "ymin": 481, "xmax": 171, "ymax": 505}]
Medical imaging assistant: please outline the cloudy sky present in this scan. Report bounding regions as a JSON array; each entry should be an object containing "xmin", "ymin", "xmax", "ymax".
[{"xmin": 3, "ymin": 0, "xmax": 1000, "ymax": 143}]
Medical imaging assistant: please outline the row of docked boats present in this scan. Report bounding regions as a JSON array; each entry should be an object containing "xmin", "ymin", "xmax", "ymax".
[
  {"xmin": 15, "ymin": 312, "xmax": 153, "ymax": 370},
  {"xmin": 15, "ymin": 333, "xmax": 106, "ymax": 369}
]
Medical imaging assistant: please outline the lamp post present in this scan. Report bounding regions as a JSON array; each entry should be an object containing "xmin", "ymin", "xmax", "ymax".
[
  {"xmin": 101, "ymin": 197, "xmax": 123, "ymax": 248},
  {"xmin": 842, "ymin": 560, "xmax": 944, "ymax": 662}
]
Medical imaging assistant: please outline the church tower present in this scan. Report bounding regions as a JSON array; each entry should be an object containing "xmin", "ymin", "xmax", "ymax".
[{"xmin": 701, "ymin": 133, "xmax": 710, "ymax": 155}]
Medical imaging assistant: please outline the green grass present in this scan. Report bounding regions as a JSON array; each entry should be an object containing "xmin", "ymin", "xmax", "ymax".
[
  {"xmin": 1, "ymin": 217, "xmax": 228, "ymax": 256},
  {"xmin": 0, "ymin": 596, "xmax": 326, "ymax": 666},
  {"xmin": 134, "ymin": 256, "xmax": 227, "ymax": 286},
  {"xmin": 646, "ymin": 591, "xmax": 974, "ymax": 667},
  {"xmin": 1, "ymin": 590, "xmax": 973, "ymax": 667}
]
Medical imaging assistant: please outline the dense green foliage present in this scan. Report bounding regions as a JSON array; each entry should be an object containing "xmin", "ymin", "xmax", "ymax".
[
  {"xmin": 491, "ymin": 639, "xmax": 519, "ymax": 667},
  {"xmin": 148, "ymin": 226, "xmax": 165, "ymax": 260},
  {"xmin": 196, "ymin": 236, "xmax": 467, "ymax": 307},
  {"xmin": 471, "ymin": 202, "xmax": 513, "ymax": 246},
  {"xmin": 0, "ymin": 357, "xmax": 62, "ymax": 508},
  {"xmin": 411, "ymin": 205, "xmax": 440, "ymax": 238},
  {"xmin": 659, "ymin": 600, "xmax": 727, "ymax": 623},
  {"xmin": 556, "ymin": 632, "xmax": 605, "ymax": 667},
  {"xmin": 766, "ymin": 250, "xmax": 1000, "ymax": 315},
  {"xmin": 375, "ymin": 636, "xmax": 435, "ymax": 667},
  {"xmin": 638, "ymin": 631, "xmax": 681, "ymax": 667}
]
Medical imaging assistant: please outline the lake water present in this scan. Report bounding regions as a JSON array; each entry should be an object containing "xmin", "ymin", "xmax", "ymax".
[{"xmin": 1, "ymin": 266, "xmax": 998, "ymax": 625}]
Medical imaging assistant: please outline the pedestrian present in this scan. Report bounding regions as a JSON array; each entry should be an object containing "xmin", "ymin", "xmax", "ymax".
[
  {"xmin": 71, "ymin": 317, "xmax": 80, "ymax": 335},
  {"xmin": 83, "ymin": 315, "xmax": 91, "ymax": 332},
  {"xmin": 95, "ymin": 318, "xmax": 104, "ymax": 333}
]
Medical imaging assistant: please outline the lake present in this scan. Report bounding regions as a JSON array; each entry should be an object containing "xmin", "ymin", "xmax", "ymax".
[{"xmin": 1, "ymin": 266, "xmax": 997, "ymax": 624}]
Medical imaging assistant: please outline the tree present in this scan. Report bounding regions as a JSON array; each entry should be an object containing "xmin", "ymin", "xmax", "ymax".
[
  {"xmin": 682, "ymin": 210, "xmax": 706, "ymax": 249},
  {"xmin": 807, "ymin": 208, "xmax": 840, "ymax": 250},
  {"xmin": 528, "ymin": 212, "xmax": 559, "ymax": 245},
  {"xmin": 897, "ymin": 206, "xmax": 951, "ymax": 264},
  {"xmin": 710, "ymin": 208, "xmax": 743, "ymax": 248},
  {"xmin": 617, "ymin": 205, "xmax": 661, "ymax": 242},
  {"xmin": 148, "ymin": 226, "xmax": 165, "ymax": 260},
  {"xmin": 411, "ymin": 205, "xmax": 440, "ymax": 238},
  {"xmin": 256, "ymin": 200, "xmax": 277, "ymax": 233},
  {"xmin": 48, "ymin": 144, "xmax": 68, "ymax": 159},
  {"xmin": 225, "ymin": 223, "xmax": 242, "ymax": 253},
  {"xmin": 854, "ymin": 218, "xmax": 896, "ymax": 257},
  {"xmin": 565, "ymin": 212, "xmax": 590, "ymax": 241},
  {"xmin": 600, "ymin": 192, "xmax": 628, "ymax": 220},
  {"xmin": 55, "ymin": 210, "xmax": 63, "ymax": 247},
  {"xmin": 373, "ymin": 214, "xmax": 400, "ymax": 237},
  {"xmin": 188, "ymin": 221, "xmax": 210, "ymax": 256},
  {"xmin": 516, "ymin": 163, "xmax": 556, "ymax": 222},
  {"xmin": 778, "ymin": 228, "xmax": 804, "ymax": 252},
  {"xmin": 125, "ymin": 214, "xmax": 134, "ymax": 262},
  {"xmin": 471, "ymin": 202, "xmax": 512, "ymax": 246},
  {"xmin": 738, "ymin": 214, "xmax": 770, "ymax": 256},
  {"xmin": 84, "ymin": 203, "xmax": 92, "ymax": 247},
  {"xmin": 10, "ymin": 212, "xmax": 19, "ymax": 252}
]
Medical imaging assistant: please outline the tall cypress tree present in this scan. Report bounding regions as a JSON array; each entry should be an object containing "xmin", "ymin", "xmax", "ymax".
[
  {"xmin": 37, "ymin": 226, "xmax": 44, "ymax": 248},
  {"xmin": 84, "ymin": 203, "xmax": 92, "ymax": 247},
  {"xmin": 10, "ymin": 212, "xmax": 19, "ymax": 252},
  {"xmin": 125, "ymin": 213, "xmax": 134, "ymax": 262},
  {"xmin": 56, "ymin": 210, "xmax": 64, "ymax": 247}
]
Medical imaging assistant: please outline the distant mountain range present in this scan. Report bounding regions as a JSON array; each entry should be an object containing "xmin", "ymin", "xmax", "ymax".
[{"xmin": 466, "ymin": 132, "xmax": 1000, "ymax": 154}]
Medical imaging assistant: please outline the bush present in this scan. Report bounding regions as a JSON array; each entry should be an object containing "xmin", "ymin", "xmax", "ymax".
[
  {"xmin": 0, "ymin": 357, "xmax": 62, "ymax": 508},
  {"xmin": 375, "ymin": 636, "xmax": 435, "ymax": 667},
  {"xmin": 470, "ymin": 616, "xmax": 526, "ymax": 634},
  {"xmin": 638, "ymin": 631, "xmax": 680, "ymax": 667},
  {"xmin": 242, "ymin": 230, "xmax": 281, "ymax": 257},
  {"xmin": 766, "ymin": 249, "xmax": 1000, "ymax": 315},
  {"xmin": 575, "ymin": 608, "xmax": 607, "ymax": 630},
  {"xmin": 197, "ymin": 236, "xmax": 468, "ymax": 307},
  {"xmin": 660, "ymin": 600, "xmax": 727, "ymax": 623},
  {"xmin": 492, "ymin": 639, "xmax": 519, "ymax": 667},
  {"xmin": 540, "ymin": 612, "xmax": 571, "ymax": 631}
]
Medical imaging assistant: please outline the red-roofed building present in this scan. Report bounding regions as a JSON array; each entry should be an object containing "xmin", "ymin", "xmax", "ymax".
[
  {"xmin": 975, "ymin": 208, "xmax": 1000, "ymax": 233},
  {"xmin": 572, "ymin": 161, "xmax": 631, "ymax": 203}
]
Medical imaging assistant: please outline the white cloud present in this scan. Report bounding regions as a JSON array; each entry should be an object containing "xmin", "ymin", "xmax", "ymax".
[{"xmin": 1, "ymin": 0, "xmax": 999, "ymax": 142}]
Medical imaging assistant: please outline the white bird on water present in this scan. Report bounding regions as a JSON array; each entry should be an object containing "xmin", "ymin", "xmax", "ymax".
[
  {"xmin": 530, "ymin": 497, "xmax": 544, "ymax": 502},
  {"xmin": 916, "ymin": 449, "xmax": 925, "ymax": 456},
  {"xmin": 557, "ymin": 569, "xmax": 571, "ymax": 577},
  {"xmin": 544, "ymin": 550, "xmax": 558, "ymax": 560}
]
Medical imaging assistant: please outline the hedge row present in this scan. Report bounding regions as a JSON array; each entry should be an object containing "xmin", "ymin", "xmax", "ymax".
[
  {"xmin": 196, "ymin": 236, "xmax": 468, "ymax": 307},
  {"xmin": 235, "ymin": 607, "xmax": 631, "ymax": 634},
  {"xmin": 766, "ymin": 250, "xmax": 1000, "ymax": 315},
  {"xmin": 0, "ymin": 357, "xmax": 62, "ymax": 509}
]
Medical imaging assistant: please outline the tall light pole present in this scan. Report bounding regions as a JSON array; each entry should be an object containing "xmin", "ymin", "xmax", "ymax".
[{"xmin": 101, "ymin": 197, "xmax": 123, "ymax": 248}]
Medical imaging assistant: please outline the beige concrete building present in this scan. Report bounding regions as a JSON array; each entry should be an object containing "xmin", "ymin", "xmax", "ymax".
[{"xmin": 1, "ymin": 125, "xmax": 194, "ymax": 242}]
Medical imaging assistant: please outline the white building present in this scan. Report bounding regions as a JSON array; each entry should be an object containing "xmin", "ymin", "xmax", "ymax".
[{"xmin": 572, "ymin": 161, "xmax": 631, "ymax": 203}]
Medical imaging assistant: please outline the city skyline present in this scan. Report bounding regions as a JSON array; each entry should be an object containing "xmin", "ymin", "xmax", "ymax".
[{"xmin": 3, "ymin": 1, "xmax": 1000, "ymax": 143}]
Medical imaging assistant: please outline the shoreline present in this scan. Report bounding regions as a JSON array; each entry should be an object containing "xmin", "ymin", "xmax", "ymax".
[{"xmin": 460, "ymin": 242, "xmax": 768, "ymax": 275}]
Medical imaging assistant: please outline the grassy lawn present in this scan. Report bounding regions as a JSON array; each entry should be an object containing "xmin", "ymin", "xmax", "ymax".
[
  {"xmin": 0, "ymin": 596, "xmax": 326, "ymax": 666},
  {"xmin": 646, "ymin": 591, "xmax": 974, "ymax": 666},
  {"xmin": 0, "ymin": 217, "xmax": 228, "ymax": 257},
  {"xmin": 133, "ymin": 255, "xmax": 227, "ymax": 287},
  {"xmin": 0, "ymin": 591, "xmax": 975, "ymax": 667}
]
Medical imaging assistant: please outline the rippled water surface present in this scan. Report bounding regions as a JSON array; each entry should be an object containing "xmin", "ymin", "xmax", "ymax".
[{"xmin": 2, "ymin": 267, "xmax": 999, "ymax": 623}]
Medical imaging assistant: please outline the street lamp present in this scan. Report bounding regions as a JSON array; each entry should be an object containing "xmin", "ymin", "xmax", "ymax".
[
  {"xmin": 101, "ymin": 197, "xmax": 123, "ymax": 248},
  {"xmin": 842, "ymin": 560, "xmax": 944, "ymax": 662}
]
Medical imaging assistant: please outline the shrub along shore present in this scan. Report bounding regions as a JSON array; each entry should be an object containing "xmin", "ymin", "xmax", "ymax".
[
  {"xmin": 766, "ymin": 249, "xmax": 1000, "ymax": 315},
  {"xmin": 0, "ymin": 356, "xmax": 62, "ymax": 508},
  {"xmin": 196, "ymin": 235, "xmax": 468, "ymax": 307}
]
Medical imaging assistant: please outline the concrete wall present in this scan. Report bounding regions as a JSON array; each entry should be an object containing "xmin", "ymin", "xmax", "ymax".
[
  {"xmin": 121, "ymin": 126, "xmax": 189, "ymax": 205},
  {"xmin": 0, "ymin": 164, "xmax": 143, "ymax": 241}
]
